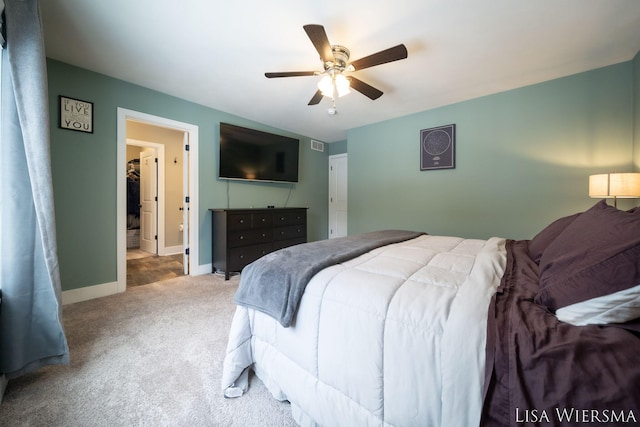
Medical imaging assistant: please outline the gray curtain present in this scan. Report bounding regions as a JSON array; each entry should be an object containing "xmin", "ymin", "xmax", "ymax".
[{"xmin": 0, "ymin": 0, "xmax": 69, "ymax": 378}]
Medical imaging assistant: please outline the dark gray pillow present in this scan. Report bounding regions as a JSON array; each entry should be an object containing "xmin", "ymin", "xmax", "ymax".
[
  {"xmin": 535, "ymin": 200, "xmax": 640, "ymax": 312},
  {"xmin": 528, "ymin": 212, "xmax": 581, "ymax": 263}
]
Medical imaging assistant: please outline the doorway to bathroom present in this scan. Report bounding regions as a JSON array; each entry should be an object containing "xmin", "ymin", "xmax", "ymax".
[
  {"xmin": 126, "ymin": 138, "xmax": 181, "ymax": 287},
  {"xmin": 116, "ymin": 108, "xmax": 199, "ymax": 292}
]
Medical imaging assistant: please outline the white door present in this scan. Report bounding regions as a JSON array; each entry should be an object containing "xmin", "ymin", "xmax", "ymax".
[
  {"xmin": 182, "ymin": 132, "xmax": 190, "ymax": 274},
  {"xmin": 140, "ymin": 148, "xmax": 158, "ymax": 254},
  {"xmin": 328, "ymin": 154, "xmax": 348, "ymax": 238}
]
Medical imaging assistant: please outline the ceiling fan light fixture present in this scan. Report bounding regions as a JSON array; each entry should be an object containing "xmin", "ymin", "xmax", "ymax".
[
  {"xmin": 318, "ymin": 73, "xmax": 351, "ymax": 98},
  {"xmin": 335, "ymin": 74, "xmax": 351, "ymax": 97},
  {"xmin": 317, "ymin": 75, "xmax": 334, "ymax": 97}
]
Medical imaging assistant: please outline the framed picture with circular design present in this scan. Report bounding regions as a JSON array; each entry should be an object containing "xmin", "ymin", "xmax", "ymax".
[{"xmin": 420, "ymin": 124, "xmax": 455, "ymax": 170}]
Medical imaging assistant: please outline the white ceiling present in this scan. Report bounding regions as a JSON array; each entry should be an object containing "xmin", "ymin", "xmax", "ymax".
[{"xmin": 40, "ymin": 0, "xmax": 640, "ymax": 143}]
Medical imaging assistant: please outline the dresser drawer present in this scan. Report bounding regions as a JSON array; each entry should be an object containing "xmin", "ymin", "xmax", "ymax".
[
  {"xmin": 227, "ymin": 213, "xmax": 252, "ymax": 231},
  {"xmin": 228, "ymin": 243, "xmax": 273, "ymax": 271},
  {"xmin": 252, "ymin": 212, "xmax": 273, "ymax": 227},
  {"xmin": 273, "ymin": 210, "xmax": 306, "ymax": 226},
  {"xmin": 273, "ymin": 224, "xmax": 306, "ymax": 241},
  {"xmin": 228, "ymin": 228, "xmax": 273, "ymax": 247}
]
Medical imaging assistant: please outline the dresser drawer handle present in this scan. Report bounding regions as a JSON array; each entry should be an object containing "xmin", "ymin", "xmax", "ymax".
[
  {"xmin": 262, "ymin": 233, "xmax": 266, "ymax": 237},
  {"xmin": 239, "ymin": 235, "xmax": 244, "ymax": 240},
  {"xmin": 239, "ymin": 219, "xmax": 244, "ymax": 224},
  {"xmin": 239, "ymin": 254, "xmax": 244, "ymax": 259},
  {"xmin": 261, "ymin": 218, "xmax": 266, "ymax": 222}
]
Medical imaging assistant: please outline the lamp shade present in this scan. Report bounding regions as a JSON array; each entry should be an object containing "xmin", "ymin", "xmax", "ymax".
[
  {"xmin": 609, "ymin": 173, "xmax": 640, "ymax": 197},
  {"xmin": 589, "ymin": 173, "xmax": 640, "ymax": 198},
  {"xmin": 588, "ymin": 174, "xmax": 610, "ymax": 198}
]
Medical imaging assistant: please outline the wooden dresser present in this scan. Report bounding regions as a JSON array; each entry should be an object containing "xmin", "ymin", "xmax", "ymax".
[{"xmin": 210, "ymin": 207, "xmax": 308, "ymax": 279}]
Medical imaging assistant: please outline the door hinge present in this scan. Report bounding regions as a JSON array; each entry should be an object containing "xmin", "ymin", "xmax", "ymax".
[
  {"xmin": 155, "ymin": 196, "xmax": 158, "ymax": 202},
  {"xmin": 185, "ymin": 196, "xmax": 190, "ymax": 203},
  {"xmin": 185, "ymin": 144, "xmax": 190, "ymax": 151},
  {"xmin": 155, "ymin": 158, "xmax": 158, "ymax": 163},
  {"xmin": 154, "ymin": 235, "xmax": 158, "ymax": 240},
  {"xmin": 185, "ymin": 248, "xmax": 190, "ymax": 255}
]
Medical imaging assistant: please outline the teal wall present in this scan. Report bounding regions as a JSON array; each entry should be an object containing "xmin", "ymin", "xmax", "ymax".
[
  {"xmin": 48, "ymin": 55, "xmax": 639, "ymax": 291},
  {"xmin": 348, "ymin": 61, "xmax": 637, "ymax": 240},
  {"xmin": 47, "ymin": 59, "xmax": 329, "ymax": 291},
  {"xmin": 328, "ymin": 139, "xmax": 347, "ymax": 155}
]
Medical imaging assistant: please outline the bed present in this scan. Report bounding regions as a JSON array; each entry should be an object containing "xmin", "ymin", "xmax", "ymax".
[{"xmin": 221, "ymin": 200, "xmax": 640, "ymax": 426}]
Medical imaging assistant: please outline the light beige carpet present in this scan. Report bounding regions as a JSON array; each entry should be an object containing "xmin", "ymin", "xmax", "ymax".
[{"xmin": 0, "ymin": 274, "xmax": 297, "ymax": 426}]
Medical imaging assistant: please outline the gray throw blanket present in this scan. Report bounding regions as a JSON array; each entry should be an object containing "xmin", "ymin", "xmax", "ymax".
[{"xmin": 234, "ymin": 230, "xmax": 425, "ymax": 327}]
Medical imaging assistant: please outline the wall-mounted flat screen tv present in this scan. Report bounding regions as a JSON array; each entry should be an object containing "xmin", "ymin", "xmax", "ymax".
[{"xmin": 219, "ymin": 122, "xmax": 300, "ymax": 183}]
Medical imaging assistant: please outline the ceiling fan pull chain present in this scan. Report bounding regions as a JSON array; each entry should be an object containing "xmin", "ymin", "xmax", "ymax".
[{"xmin": 328, "ymin": 98, "xmax": 337, "ymax": 116}]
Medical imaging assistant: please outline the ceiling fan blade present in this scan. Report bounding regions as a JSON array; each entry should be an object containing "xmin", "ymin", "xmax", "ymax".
[
  {"xmin": 349, "ymin": 44, "xmax": 408, "ymax": 71},
  {"xmin": 348, "ymin": 76, "xmax": 383, "ymax": 100},
  {"xmin": 303, "ymin": 24, "xmax": 334, "ymax": 64},
  {"xmin": 265, "ymin": 71, "xmax": 316, "ymax": 78},
  {"xmin": 308, "ymin": 90, "xmax": 324, "ymax": 105}
]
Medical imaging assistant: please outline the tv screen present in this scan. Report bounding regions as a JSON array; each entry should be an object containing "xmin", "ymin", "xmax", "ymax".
[{"xmin": 219, "ymin": 122, "xmax": 300, "ymax": 183}]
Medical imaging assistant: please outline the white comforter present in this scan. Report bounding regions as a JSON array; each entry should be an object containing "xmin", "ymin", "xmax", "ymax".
[{"xmin": 221, "ymin": 235, "xmax": 507, "ymax": 427}]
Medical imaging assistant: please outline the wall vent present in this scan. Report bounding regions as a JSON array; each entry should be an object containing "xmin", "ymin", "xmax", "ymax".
[{"xmin": 311, "ymin": 140, "xmax": 324, "ymax": 152}]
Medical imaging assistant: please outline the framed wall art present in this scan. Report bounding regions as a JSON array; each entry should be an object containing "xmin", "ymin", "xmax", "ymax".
[
  {"xmin": 59, "ymin": 95, "xmax": 94, "ymax": 133},
  {"xmin": 420, "ymin": 124, "xmax": 455, "ymax": 170}
]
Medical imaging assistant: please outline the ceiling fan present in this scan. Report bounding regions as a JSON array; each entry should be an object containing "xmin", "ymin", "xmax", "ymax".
[{"xmin": 265, "ymin": 24, "xmax": 408, "ymax": 110}]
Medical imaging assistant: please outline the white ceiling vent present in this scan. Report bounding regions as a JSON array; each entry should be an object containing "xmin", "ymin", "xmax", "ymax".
[{"xmin": 311, "ymin": 140, "xmax": 324, "ymax": 152}]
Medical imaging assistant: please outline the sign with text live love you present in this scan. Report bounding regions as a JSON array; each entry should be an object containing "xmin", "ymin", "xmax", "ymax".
[{"xmin": 59, "ymin": 96, "xmax": 93, "ymax": 133}]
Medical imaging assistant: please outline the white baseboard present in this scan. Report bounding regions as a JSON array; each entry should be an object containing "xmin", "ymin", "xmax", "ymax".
[
  {"xmin": 61, "ymin": 281, "xmax": 122, "ymax": 305},
  {"xmin": 61, "ymin": 263, "xmax": 210, "ymax": 305},
  {"xmin": 163, "ymin": 245, "xmax": 184, "ymax": 256},
  {"xmin": 196, "ymin": 263, "xmax": 213, "ymax": 276}
]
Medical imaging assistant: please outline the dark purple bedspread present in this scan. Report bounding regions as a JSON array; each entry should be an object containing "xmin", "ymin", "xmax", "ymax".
[{"xmin": 481, "ymin": 240, "xmax": 640, "ymax": 426}]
